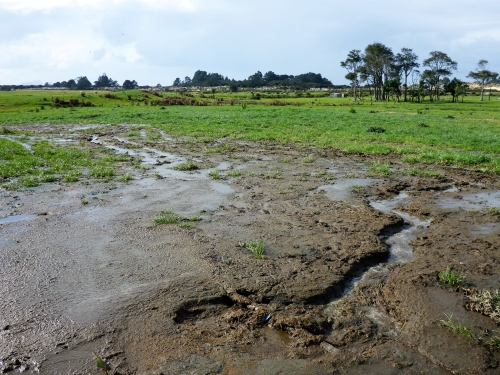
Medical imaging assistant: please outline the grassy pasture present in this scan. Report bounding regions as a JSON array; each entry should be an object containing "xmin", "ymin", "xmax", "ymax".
[{"xmin": 1, "ymin": 89, "xmax": 500, "ymax": 188}]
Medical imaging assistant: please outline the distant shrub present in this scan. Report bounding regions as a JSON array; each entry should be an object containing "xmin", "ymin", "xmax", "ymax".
[{"xmin": 367, "ymin": 126, "xmax": 386, "ymax": 133}]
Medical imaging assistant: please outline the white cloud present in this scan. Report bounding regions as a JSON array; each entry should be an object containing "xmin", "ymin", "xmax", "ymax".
[
  {"xmin": 0, "ymin": 0, "xmax": 200, "ymax": 12},
  {"xmin": 0, "ymin": 32, "xmax": 142, "ymax": 71},
  {"xmin": 452, "ymin": 29, "xmax": 500, "ymax": 46}
]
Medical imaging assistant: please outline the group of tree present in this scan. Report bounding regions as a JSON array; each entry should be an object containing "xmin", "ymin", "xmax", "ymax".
[
  {"xmin": 172, "ymin": 70, "xmax": 333, "ymax": 90},
  {"xmin": 42, "ymin": 74, "xmax": 138, "ymax": 90},
  {"xmin": 341, "ymin": 43, "xmax": 498, "ymax": 102}
]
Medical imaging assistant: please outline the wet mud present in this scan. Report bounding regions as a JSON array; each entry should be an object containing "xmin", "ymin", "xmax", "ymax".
[{"xmin": 1, "ymin": 124, "xmax": 500, "ymax": 374}]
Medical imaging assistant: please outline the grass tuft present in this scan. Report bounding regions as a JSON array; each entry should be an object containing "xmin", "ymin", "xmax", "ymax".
[
  {"xmin": 208, "ymin": 170, "xmax": 220, "ymax": 179},
  {"xmin": 439, "ymin": 314, "xmax": 475, "ymax": 339},
  {"xmin": 155, "ymin": 209, "xmax": 181, "ymax": 224},
  {"xmin": 173, "ymin": 161, "xmax": 199, "ymax": 171},
  {"xmin": 439, "ymin": 267, "xmax": 466, "ymax": 286},
  {"xmin": 239, "ymin": 240, "xmax": 266, "ymax": 259},
  {"xmin": 118, "ymin": 173, "xmax": 133, "ymax": 182}
]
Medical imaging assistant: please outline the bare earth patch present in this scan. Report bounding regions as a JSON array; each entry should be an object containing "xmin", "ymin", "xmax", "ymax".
[{"xmin": 1, "ymin": 124, "xmax": 500, "ymax": 374}]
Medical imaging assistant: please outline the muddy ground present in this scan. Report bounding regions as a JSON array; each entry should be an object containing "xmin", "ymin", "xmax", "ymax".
[{"xmin": 1, "ymin": 124, "xmax": 500, "ymax": 374}]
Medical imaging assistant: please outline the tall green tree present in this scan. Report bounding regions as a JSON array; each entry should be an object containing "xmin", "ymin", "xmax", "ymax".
[
  {"xmin": 76, "ymin": 76, "xmax": 92, "ymax": 90},
  {"xmin": 361, "ymin": 43, "xmax": 394, "ymax": 101},
  {"xmin": 394, "ymin": 48, "xmax": 419, "ymax": 102},
  {"xmin": 94, "ymin": 73, "xmax": 117, "ymax": 88},
  {"xmin": 467, "ymin": 60, "xmax": 499, "ymax": 101},
  {"xmin": 341, "ymin": 49, "xmax": 363, "ymax": 102},
  {"xmin": 422, "ymin": 51, "xmax": 457, "ymax": 101},
  {"xmin": 122, "ymin": 79, "xmax": 138, "ymax": 89}
]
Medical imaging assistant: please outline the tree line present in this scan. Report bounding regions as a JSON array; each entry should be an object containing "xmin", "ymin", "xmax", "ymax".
[
  {"xmin": 341, "ymin": 43, "xmax": 499, "ymax": 102},
  {"xmin": 172, "ymin": 70, "xmax": 335, "ymax": 90},
  {"xmin": 0, "ymin": 74, "xmax": 141, "ymax": 91}
]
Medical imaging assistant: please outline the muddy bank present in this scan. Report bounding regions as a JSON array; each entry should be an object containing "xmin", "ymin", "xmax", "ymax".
[{"xmin": 1, "ymin": 124, "xmax": 500, "ymax": 374}]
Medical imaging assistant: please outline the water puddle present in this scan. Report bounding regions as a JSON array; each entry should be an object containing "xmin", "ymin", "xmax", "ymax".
[
  {"xmin": 0, "ymin": 214, "xmax": 37, "ymax": 224},
  {"xmin": 436, "ymin": 191, "xmax": 500, "ymax": 211},
  {"xmin": 470, "ymin": 223, "xmax": 500, "ymax": 236},
  {"xmin": 318, "ymin": 178, "xmax": 379, "ymax": 201}
]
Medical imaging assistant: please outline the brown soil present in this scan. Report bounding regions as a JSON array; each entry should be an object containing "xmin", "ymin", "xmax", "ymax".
[{"xmin": 1, "ymin": 124, "xmax": 500, "ymax": 374}]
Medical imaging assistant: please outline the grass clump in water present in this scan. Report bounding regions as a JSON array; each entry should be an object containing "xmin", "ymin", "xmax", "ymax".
[
  {"xmin": 173, "ymin": 161, "xmax": 198, "ymax": 171},
  {"xmin": 208, "ymin": 170, "xmax": 220, "ymax": 179},
  {"xmin": 239, "ymin": 240, "xmax": 266, "ymax": 259},
  {"xmin": 439, "ymin": 267, "xmax": 466, "ymax": 286}
]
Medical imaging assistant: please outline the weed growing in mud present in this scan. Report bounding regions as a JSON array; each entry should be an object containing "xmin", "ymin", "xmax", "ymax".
[
  {"xmin": 439, "ymin": 314, "xmax": 475, "ymax": 339},
  {"xmin": 173, "ymin": 161, "xmax": 199, "ymax": 171},
  {"xmin": 63, "ymin": 171, "xmax": 80, "ymax": 182},
  {"xmin": 81, "ymin": 197, "xmax": 89, "ymax": 205},
  {"xmin": 132, "ymin": 158, "xmax": 142, "ymax": 168},
  {"xmin": 282, "ymin": 157, "xmax": 292, "ymax": 163},
  {"xmin": 248, "ymin": 171, "xmax": 255, "ymax": 176},
  {"xmin": 239, "ymin": 240, "xmax": 266, "ymax": 259},
  {"xmin": 439, "ymin": 267, "xmax": 466, "ymax": 286},
  {"xmin": 208, "ymin": 170, "xmax": 220, "ymax": 179},
  {"xmin": 487, "ymin": 335, "xmax": 500, "ymax": 349},
  {"xmin": 227, "ymin": 170, "xmax": 242, "ymax": 177},
  {"xmin": 40, "ymin": 174, "xmax": 56, "ymax": 183},
  {"xmin": 262, "ymin": 170, "xmax": 283, "ymax": 179},
  {"xmin": 155, "ymin": 210, "xmax": 201, "ymax": 227},
  {"xmin": 314, "ymin": 171, "xmax": 335, "ymax": 180},
  {"xmin": 345, "ymin": 172, "xmax": 356, "ymax": 178},
  {"xmin": 125, "ymin": 131, "xmax": 140, "ymax": 137},
  {"xmin": 92, "ymin": 351, "xmax": 110, "ymax": 375},
  {"xmin": 367, "ymin": 161, "xmax": 391, "ymax": 176},
  {"xmin": 303, "ymin": 155, "xmax": 315, "ymax": 163},
  {"xmin": 155, "ymin": 209, "xmax": 181, "ymax": 224},
  {"xmin": 91, "ymin": 166, "xmax": 114, "ymax": 179},
  {"xmin": 487, "ymin": 207, "xmax": 500, "ymax": 215},
  {"xmin": 118, "ymin": 173, "xmax": 132, "ymax": 182},
  {"xmin": 352, "ymin": 184, "xmax": 363, "ymax": 190},
  {"xmin": 178, "ymin": 222, "xmax": 195, "ymax": 229}
]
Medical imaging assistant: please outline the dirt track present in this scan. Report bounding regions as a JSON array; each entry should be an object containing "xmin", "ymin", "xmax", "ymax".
[{"xmin": 1, "ymin": 124, "xmax": 500, "ymax": 374}]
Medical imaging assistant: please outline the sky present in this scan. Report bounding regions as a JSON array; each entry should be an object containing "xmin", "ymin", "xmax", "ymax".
[{"xmin": 0, "ymin": 0, "xmax": 499, "ymax": 86}]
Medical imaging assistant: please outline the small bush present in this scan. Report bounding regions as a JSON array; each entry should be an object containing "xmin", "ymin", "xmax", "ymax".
[
  {"xmin": 418, "ymin": 122, "xmax": 429, "ymax": 128},
  {"xmin": 367, "ymin": 126, "xmax": 386, "ymax": 133},
  {"xmin": 349, "ymin": 107, "xmax": 356, "ymax": 114}
]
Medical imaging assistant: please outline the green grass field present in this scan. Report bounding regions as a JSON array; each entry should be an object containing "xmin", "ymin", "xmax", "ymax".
[{"xmin": 1, "ymin": 89, "xmax": 499, "ymax": 190}]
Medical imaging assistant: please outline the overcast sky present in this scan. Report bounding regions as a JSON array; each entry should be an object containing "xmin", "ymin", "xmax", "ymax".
[{"xmin": 0, "ymin": 0, "xmax": 499, "ymax": 86}]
